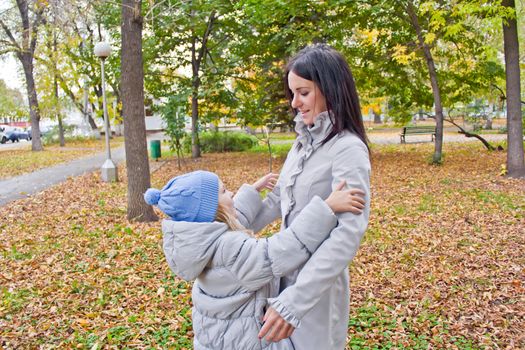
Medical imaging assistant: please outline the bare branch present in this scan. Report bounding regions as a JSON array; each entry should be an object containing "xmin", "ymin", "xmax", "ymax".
[
  {"xmin": 0, "ymin": 18, "xmax": 21, "ymax": 51},
  {"xmin": 195, "ymin": 11, "xmax": 216, "ymax": 69},
  {"xmin": 444, "ymin": 117, "xmax": 499, "ymax": 151},
  {"xmin": 0, "ymin": 48, "xmax": 17, "ymax": 55}
]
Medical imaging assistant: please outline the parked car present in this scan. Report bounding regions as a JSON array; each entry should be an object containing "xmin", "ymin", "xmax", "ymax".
[
  {"xmin": 27, "ymin": 126, "xmax": 51, "ymax": 139},
  {"xmin": 16, "ymin": 128, "xmax": 31, "ymax": 141},
  {"xmin": 0, "ymin": 125, "xmax": 17, "ymax": 143},
  {"xmin": 4, "ymin": 129, "xmax": 20, "ymax": 143},
  {"xmin": 0, "ymin": 127, "xmax": 7, "ymax": 144},
  {"xmin": 2, "ymin": 127, "xmax": 31, "ymax": 143}
]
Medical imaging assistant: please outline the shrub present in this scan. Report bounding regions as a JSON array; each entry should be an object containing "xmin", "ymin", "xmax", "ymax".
[
  {"xmin": 42, "ymin": 125, "xmax": 93, "ymax": 145},
  {"xmin": 183, "ymin": 131, "xmax": 257, "ymax": 153}
]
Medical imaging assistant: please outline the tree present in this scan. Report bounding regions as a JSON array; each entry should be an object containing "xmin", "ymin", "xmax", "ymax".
[
  {"xmin": 36, "ymin": 4, "xmax": 67, "ymax": 146},
  {"xmin": 501, "ymin": 0, "xmax": 525, "ymax": 178},
  {"xmin": 232, "ymin": 0, "xmax": 347, "ymax": 129},
  {"xmin": 121, "ymin": 0, "xmax": 157, "ymax": 222},
  {"xmin": 34, "ymin": 0, "xmax": 122, "ymax": 140},
  {"xmin": 405, "ymin": 1, "xmax": 445, "ymax": 164},
  {"xmin": 0, "ymin": 0, "xmax": 47, "ymax": 150},
  {"xmin": 347, "ymin": 1, "xmax": 505, "ymax": 163},
  {"xmin": 144, "ymin": 1, "xmax": 241, "ymax": 159},
  {"xmin": 161, "ymin": 95, "xmax": 188, "ymax": 170}
]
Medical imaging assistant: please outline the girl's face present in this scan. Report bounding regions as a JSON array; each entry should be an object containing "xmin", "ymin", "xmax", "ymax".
[
  {"xmin": 288, "ymin": 71, "xmax": 327, "ymax": 126},
  {"xmin": 218, "ymin": 180, "xmax": 236, "ymax": 217}
]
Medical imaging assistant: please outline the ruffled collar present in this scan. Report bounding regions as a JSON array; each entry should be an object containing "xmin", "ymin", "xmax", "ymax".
[
  {"xmin": 282, "ymin": 111, "xmax": 334, "ymax": 226},
  {"xmin": 294, "ymin": 111, "xmax": 334, "ymax": 147}
]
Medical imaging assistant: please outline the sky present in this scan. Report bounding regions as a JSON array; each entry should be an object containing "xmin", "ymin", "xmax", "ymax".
[
  {"xmin": 0, "ymin": 54, "xmax": 24, "ymax": 92},
  {"xmin": 0, "ymin": 0, "xmax": 24, "ymax": 93}
]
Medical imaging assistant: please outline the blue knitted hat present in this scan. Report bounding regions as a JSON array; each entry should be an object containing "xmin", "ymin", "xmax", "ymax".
[{"xmin": 144, "ymin": 170, "xmax": 219, "ymax": 222}]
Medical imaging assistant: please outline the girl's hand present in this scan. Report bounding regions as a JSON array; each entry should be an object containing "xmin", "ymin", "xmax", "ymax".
[
  {"xmin": 253, "ymin": 173, "xmax": 278, "ymax": 192},
  {"xmin": 325, "ymin": 181, "xmax": 366, "ymax": 214},
  {"xmin": 258, "ymin": 307, "xmax": 295, "ymax": 342}
]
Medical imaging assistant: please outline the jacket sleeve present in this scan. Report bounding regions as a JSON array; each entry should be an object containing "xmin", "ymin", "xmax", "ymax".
[
  {"xmin": 233, "ymin": 184, "xmax": 263, "ymax": 229},
  {"xmin": 162, "ymin": 224, "xmax": 179, "ymax": 278},
  {"xmin": 268, "ymin": 141, "xmax": 371, "ymax": 328},
  {"xmin": 221, "ymin": 196, "xmax": 338, "ymax": 292},
  {"xmin": 234, "ymin": 182, "xmax": 282, "ymax": 233}
]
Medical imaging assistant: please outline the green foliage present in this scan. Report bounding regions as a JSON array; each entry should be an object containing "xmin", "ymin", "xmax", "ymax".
[
  {"xmin": 41, "ymin": 124, "xmax": 79, "ymax": 145},
  {"xmin": 183, "ymin": 131, "xmax": 257, "ymax": 153},
  {"xmin": 346, "ymin": 1, "xmax": 506, "ymax": 124},
  {"xmin": 1, "ymin": 288, "xmax": 34, "ymax": 313},
  {"xmin": 161, "ymin": 95, "xmax": 189, "ymax": 165},
  {"xmin": 233, "ymin": 0, "xmax": 353, "ymax": 128},
  {"xmin": 143, "ymin": 1, "xmax": 241, "ymax": 125},
  {"xmin": 249, "ymin": 142, "xmax": 292, "ymax": 157},
  {"xmin": 30, "ymin": 0, "xmax": 123, "ymax": 128},
  {"xmin": 347, "ymin": 303, "xmax": 482, "ymax": 349},
  {"xmin": 0, "ymin": 79, "xmax": 26, "ymax": 119}
]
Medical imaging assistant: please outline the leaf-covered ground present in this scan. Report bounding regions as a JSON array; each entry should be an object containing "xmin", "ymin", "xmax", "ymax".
[
  {"xmin": 0, "ymin": 138, "xmax": 124, "ymax": 180},
  {"xmin": 1, "ymin": 143, "xmax": 523, "ymax": 349}
]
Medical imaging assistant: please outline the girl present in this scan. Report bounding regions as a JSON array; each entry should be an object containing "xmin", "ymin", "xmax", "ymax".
[
  {"xmin": 144, "ymin": 170, "xmax": 365, "ymax": 350},
  {"xmin": 237, "ymin": 44, "xmax": 372, "ymax": 349}
]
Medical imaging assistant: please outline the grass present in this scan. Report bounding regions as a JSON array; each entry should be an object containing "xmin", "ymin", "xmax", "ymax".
[
  {"xmin": 347, "ymin": 303, "xmax": 483, "ymax": 350},
  {"xmin": 157, "ymin": 138, "xmax": 294, "ymax": 162},
  {"xmin": 248, "ymin": 142, "xmax": 293, "ymax": 157},
  {"xmin": 0, "ymin": 137, "xmax": 124, "ymax": 179}
]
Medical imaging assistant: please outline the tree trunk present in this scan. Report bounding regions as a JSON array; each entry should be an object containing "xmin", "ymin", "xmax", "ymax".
[
  {"xmin": 191, "ymin": 36, "xmax": 201, "ymax": 158},
  {"xmin": 407, "ymin": 3, "xmax": 444, "ymax": 164},
  {"xmin": 188, "ymin": 12, "xmax": 215, "ymax": 158},
  {"xmin": 373, "ymin": 111, "xmax": 382, "ymax": 124},
  {"xmin": 418, "ymin": 109, "xmax": 425, "ymax": 121},
  {"xmin": 121, "ymin": 0, "xmax": 158, "ymax": 222},
  {"xmin": 502, "ymin": 0, "xmax": 525, "ymax": 178},
  {"xmin": 94, "ymin": 85, "xmax": 112, "ymax": 139},
  {"xmin": 83, "ymin": 81, "xmax": 101, "ymax": 139},
  {"xmin": 53, "ymin": 34, "xmax": 65, "ymax": 147},
  {"xmin": 6, "ymin": 0, "xmax": 44, "ymax": 151},
  {"xmin": 21, "ymin": 54, "xmax": 43, "ymax": 151},
  {"xmin": 55, "ymin": 77, "xmax": 65, "ymax": 147},
  {"xmin": 110, "ymin": 83, "xmax": 123, "ymax": 136},
  {"xmin": 191, "ymin": 81, "xmax": 201, "ymax": 158}
]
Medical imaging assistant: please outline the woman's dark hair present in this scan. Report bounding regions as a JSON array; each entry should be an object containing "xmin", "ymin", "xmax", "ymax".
[{"xmin": 284, "ymin": 44, "xmax": 369, "ymax": 150}]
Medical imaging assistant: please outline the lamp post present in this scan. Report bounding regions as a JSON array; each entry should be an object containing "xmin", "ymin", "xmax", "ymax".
[{"xmin": 94, "ymin": 41, "xmax": 118, "ymax": 182}]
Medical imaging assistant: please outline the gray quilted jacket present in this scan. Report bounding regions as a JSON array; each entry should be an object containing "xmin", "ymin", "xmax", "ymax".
[{"xmin": 162, "ymin": 184, "xmax": 338, "ymax": 350}]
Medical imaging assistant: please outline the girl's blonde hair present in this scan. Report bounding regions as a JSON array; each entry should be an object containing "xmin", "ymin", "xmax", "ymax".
[{"xmin": 215, "ymin": 203, "xmax": 253, "ymax": 235}]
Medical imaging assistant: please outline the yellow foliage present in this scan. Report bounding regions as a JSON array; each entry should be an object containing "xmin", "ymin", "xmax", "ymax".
[
  {"xmin": 392, "ymin": 44, "xmax": 416, "ymax": 65},
  {"xmin": 424, "ymin": 32, "xmax": 436, "ymax": 45}
]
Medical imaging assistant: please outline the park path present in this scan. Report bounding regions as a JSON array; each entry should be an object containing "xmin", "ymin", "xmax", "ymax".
[
  {"xmin": 0, "ymin": 131, "xmax": 508, "ymax": 207},
  {"xmin": 368, "ymin": 131, "xmax": 508, "ymax": 144},
  {"xmin": 0, "ymin": 147, "xmax": 128, "ymax": 206},
  {"xmin": 271, "ymin": 131, "xmax": 508, "ymax": 144}
]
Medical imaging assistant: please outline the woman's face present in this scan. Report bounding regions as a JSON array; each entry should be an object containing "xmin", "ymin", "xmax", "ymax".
[
  {"xmin": 218, "ymin": 180, "xmax": 236, "ymax": 217},
  {"xmin": 288, "ymin": 71, "xmax": 327, "ymax": 126}
]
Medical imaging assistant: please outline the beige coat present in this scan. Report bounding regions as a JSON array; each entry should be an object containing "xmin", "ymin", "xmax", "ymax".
[{"xmin": 236, "ymin": 112, "xmax": 371, "ymax": 350}]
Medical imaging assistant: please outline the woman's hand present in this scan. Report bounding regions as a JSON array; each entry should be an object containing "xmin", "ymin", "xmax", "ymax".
[
  {"xmin": 325, "ymin": 180, "xmax": 366, "ymax": 214},
  {"xmin": 253, "ymin": 173, "xmax": 278, "ymax": 192},
  {"xmin": 258, "ymin": 307, "xmax": 295, "ymax": 342}
]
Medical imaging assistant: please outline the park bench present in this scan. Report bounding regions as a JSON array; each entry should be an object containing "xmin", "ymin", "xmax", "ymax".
[{"xmin": 400, "ymin": 125, "xmax": 436, "ymax": 143}]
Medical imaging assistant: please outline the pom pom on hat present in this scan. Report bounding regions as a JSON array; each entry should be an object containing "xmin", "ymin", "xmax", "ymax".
[{"xmin": 144, "ymin": 188, "xmax": 161, "ymax": 205}]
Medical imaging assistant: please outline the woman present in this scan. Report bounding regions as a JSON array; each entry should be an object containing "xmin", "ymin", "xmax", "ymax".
[{"xmin": 235, "ymin": 44, "xmax": 371, "ymax": 349}]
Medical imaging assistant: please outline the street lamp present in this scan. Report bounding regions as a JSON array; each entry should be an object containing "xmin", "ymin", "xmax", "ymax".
[{"xmin": 94, "ymin": 41, "xmax": 118, "ymax": 182}]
